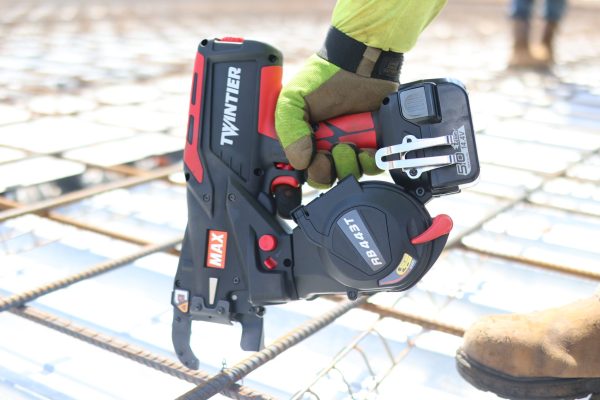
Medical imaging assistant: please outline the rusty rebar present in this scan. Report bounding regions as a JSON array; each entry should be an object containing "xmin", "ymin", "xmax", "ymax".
[
  {"xmin": 11, "ymin": 304, "xmax": 273, "ymax": 400},
  {"xmin": 0, "ymin": 163, "xmax": 180, "ymax": 223},
  {"xmin": 0, "ymin": 237, "xmax": 182, "ymax": 312}
]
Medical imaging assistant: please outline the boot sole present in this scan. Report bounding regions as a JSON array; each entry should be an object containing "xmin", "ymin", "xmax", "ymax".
[{"xmin": 456, "ymin": 348, "xmax": 600, "ymax": 400}]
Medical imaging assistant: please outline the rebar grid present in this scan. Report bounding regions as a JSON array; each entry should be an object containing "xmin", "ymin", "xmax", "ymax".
[
  {"xmin": 289, "ymin": 308, "xmax": 422, "ymax": 400},
  {"xmin": 330, "ymin": 297, "xmax": 466, "ymax": 338},
  {"xmin": 461, "ymin": 244, "xmax": 600, "ymax": 281},
  {"xmin": 446, "ymin": 149, "xmax": 600, "ymax": 250},
  {"xmin": 0, "ymin": 136, "xmax": 186, "ymax": 192},
  {"xmin": 0, "ymin": 195, "xmax": 181, "ymax": 255},
  {"xmin": 0, "ymin": 237, "xmax": 181, "ymax": 312},
  {"xmin": 285, "ymin": 290, "xmax": 472, "ymax": 399},
  {"xmin": 177, "ymin": 297, "xmax": 368, "ymax": 400},
  {"xmin": 0, "ymin": 163, "xmax": 180, "ymax": 223},
  {"xmin": 10, "ymin": 304, "xmax": 273, "ymax": 400}
]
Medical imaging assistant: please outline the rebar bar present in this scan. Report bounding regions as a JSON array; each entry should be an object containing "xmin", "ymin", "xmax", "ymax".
[
  {"xmin": 0, "ymin": 195, "xmax": 181, "ymax": 255},
  {"xmin": 0, "ymin": 237, "xmax": 182, "ymax": 312},
  {"xmin": 46, "ymin": 212, "xmax": 181, "ymax": 256},
  {"xmin": 357, "ymin": 301, "xmax": 466, "ymax": 337},
  {"xmin": 447, "ymin": 149, "xmax": 600, "ymax": 249},
  {"xmin": 0, "ymin": 163, "xmax": 181, "ymax": 223},
  {"xmin": 463, "ymin": 244, "xmax": 600, "ymax": 281}
]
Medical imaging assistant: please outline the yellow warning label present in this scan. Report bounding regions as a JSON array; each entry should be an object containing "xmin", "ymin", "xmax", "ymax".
[
  {"xmin": 396, "ymin": 254, "xmax": 414, "ymax": 276},
  {"xmin": 174, "ymin": 289, "xmax": 190, "ymax": 313},
  {"xmin": 177, "ymin": 302, "xmax": 189, "ymax": 313}
]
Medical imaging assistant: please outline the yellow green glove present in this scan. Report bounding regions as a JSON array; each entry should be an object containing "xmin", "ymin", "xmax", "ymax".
[
  {"xmin": 332, "ymin": 0, "xmax": 447, "ymax": 52},
  {"xmin": 275, "ymin": 0, "xmax": 447, "ymax": 189},
  {"xmin": 275, "ymin": 54, "xmax": 395, "ymax": 188}
]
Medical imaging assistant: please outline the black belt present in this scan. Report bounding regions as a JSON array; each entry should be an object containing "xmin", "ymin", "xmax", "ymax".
[{"xmin": 318, "ymin": 26, "xmax": 404, "ymax": 82}]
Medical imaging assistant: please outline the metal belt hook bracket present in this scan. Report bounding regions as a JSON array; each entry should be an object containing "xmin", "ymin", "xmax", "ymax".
[{"xmin": 375, "ymin": 134, "xmax": 458, "ymax": 179}]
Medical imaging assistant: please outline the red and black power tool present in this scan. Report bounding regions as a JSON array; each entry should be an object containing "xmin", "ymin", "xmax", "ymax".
[{"xmin": 172, "ymin": 37, "xmax": 479, "ymax": 369}]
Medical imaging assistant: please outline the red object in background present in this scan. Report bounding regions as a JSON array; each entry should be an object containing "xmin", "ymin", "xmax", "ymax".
[{"xmin": 184, "ymin": 53, "xmax": 205, "ymax": 183}]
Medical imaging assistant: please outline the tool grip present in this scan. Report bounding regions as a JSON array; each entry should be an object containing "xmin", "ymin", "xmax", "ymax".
[{"xmin": 314, "ymin": 112, "xmax": 379, "ymax": 151}]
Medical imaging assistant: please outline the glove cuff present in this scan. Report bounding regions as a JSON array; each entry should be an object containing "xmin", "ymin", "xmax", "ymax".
[{"xmin": 318, "ymin": 26, "xmax": 403, "ymax": 82}]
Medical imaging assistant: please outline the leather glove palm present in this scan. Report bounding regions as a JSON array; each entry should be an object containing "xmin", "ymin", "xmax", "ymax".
[{"xmin": 275, "ymin": 54, "xmax": 396, "ymax": 188}]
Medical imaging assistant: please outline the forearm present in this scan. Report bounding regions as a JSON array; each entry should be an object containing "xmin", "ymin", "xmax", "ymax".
[{"xmin": 331, "ymin": 0, "xmax": 447, "ymax": 52}]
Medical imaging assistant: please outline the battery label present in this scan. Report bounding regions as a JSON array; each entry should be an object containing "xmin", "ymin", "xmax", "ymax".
[{"xmin": 452, "ymin": 125, "xmax": 471, "ymax": 176}]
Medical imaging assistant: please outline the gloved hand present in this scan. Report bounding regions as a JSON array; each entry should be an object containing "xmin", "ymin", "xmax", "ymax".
[
  {"xmin": 275, "ymin": 53, "xmax": 397, "ymax": 189},
  {"xmin": 275, "ymin": 0, "xmax": 447, "ymax": 189}
]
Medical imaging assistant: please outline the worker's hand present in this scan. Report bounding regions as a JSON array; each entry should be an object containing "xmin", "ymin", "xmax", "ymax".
[
  {"xmin": 275, "ymin": 54, "xmax": 397, "ymax": 189},
  {"xmin": 274, "ymin": 0, "xmax": 445, "ymax": 189}
]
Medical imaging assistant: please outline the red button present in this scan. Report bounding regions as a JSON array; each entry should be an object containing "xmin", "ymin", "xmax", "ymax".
[
  {"xmin": 259, "ymin": 234, "xmax": 278, "ymax": 252},
  {"xmin": 275, "ymin": 163, "xmax": 294, "ymax": 171},
  {"xmin": 219, "ymin": 37, "xmax": 244, "ymax": 43},
  {"xmin": 270, "ymin": 176, "xmax": 299, "ymax": 193},
  {"xmin": 411, "ymin": 214, "xmax": 453, "ymax": 245},
  {"xmin": 264, "ymin": 257, "xmax": 277, "ymax": 270}
]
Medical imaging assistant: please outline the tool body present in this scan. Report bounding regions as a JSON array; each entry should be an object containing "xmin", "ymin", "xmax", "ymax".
[{"xmin": 172, "ymin": 38, "xmax": 479, "ymax": 369}]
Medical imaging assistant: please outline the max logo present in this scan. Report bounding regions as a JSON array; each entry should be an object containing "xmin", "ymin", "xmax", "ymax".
[{"xmin": 206, "ymin": 230, "xmax": 228, "ymax": 269}]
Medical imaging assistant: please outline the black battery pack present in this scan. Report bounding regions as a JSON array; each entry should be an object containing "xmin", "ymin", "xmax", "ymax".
[{"xmin": 377, "ymin": 79, "xmax": 479, "ymax": 198}]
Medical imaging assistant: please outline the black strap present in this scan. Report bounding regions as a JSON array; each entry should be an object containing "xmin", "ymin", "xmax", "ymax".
[{"xmin": 318, "ymin": 26, "xmax": 403, "ymax": 82}]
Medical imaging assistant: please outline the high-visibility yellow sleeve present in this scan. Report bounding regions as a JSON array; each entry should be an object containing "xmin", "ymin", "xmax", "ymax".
[{"xmin": 331, "ymin": 0, "xmax": 447, "ymax": 53}]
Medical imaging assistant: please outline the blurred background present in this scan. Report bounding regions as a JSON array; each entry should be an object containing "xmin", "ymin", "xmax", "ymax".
[{"xmin": 1, "ymin": 0, "xmax": 600, "ymax": 399}]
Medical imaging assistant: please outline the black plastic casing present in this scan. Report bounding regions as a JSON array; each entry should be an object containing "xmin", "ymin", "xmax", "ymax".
[
  {"xmin": 291, "ymin": 177, "xmax": 447, "ymax": 300},
  {"xmin": 173, "ymin": 39, "xmax": 302, "ymax": 368},
  {"xmin": 172, "ymin": 39, "xmax": 470, "ymax": 366},
  {"xmin": 377, "ymin": 79, "xmax": 480, "ymax": 198}
]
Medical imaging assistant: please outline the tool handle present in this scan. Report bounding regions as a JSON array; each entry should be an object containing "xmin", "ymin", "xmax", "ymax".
[
  {"xmin": 313, "ymin": 112, "xmax": 379, "ymax": 151},
  {"xmin": 273, "ymin": 112, "xmax": 379, "ymax": 217}
]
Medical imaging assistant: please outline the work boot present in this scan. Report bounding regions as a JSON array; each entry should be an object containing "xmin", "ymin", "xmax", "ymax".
[
  {"xmin": 508, "ymin": 20, "xmax": 546, "ymax": 69},
  {"xmin": 456, "ymin": 294, "xmax": 600, "ymax": 399},
  {"xmin": 534, "ymin": 21, "xmax": 559, "ymax": 65}
]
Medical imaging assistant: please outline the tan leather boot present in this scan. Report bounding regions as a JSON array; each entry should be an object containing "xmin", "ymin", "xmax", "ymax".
[
  {"xmin": 508, "ymin": 20, "xmax": 546, "ymax": 69},
  {"xmin": 456, "ymin": 295, "xmax": 600, "ymax": 399},
  {"xmin": 534, "ymin": 21, "xmax": 559, "ymax": 65}
]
